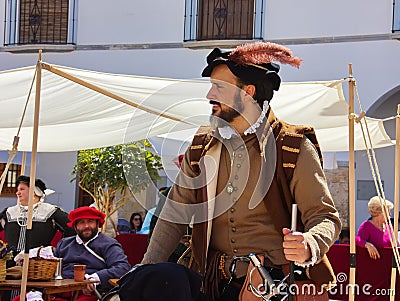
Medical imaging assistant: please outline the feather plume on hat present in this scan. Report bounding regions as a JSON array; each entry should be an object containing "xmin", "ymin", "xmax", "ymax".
[{"xmin": 228, "ymin": 41, "xmax": 303, "ymax": 68}]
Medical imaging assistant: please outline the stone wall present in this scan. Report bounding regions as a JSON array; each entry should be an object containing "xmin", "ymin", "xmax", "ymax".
[{"xmin": 325, "ymin": 165, "xmax": 349, "ymax": 228}]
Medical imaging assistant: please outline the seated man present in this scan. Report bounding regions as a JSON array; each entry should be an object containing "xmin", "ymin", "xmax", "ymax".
[{"xmin": 54, "ymin": 206, "xmax": 131, "ymax": 301}]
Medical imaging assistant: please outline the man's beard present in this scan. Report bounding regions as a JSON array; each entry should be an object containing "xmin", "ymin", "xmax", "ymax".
[
  {"xmin": 209, "ymin": 91, "xmax": 243, "ymax": 127},
  {"xmin": 76, "ymin": 227, "xmax": 98, "ymax": 242}
]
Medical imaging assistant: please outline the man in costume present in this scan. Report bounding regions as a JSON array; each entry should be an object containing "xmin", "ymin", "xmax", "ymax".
[
  {"xmin": 54, "ymin": 206, "xmax": 130, "ymax": 301},
  {"xmin": 142, "ymin": 41, "xmax": 341, "ymax": 300}
]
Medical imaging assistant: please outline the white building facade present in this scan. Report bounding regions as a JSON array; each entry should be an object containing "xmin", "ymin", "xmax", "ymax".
[{"xmin": 0, "ymin": 0, "xmax": 399, "ymax": 227}]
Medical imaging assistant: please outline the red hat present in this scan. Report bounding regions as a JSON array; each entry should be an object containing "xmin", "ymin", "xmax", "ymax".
[{"xmin": 67, "ymin": 206, "xmax": 106, "ymax": 228}]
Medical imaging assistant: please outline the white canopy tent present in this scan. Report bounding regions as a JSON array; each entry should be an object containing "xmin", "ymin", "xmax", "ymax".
[{"xmin": 0, "ymin": 63, "xmax": 394, "ymax": 153}]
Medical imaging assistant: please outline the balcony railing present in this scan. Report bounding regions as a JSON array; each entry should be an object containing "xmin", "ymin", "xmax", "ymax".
[{"xmin": 4, "ymin": 0, "xmax": 77, "ymax": 46}]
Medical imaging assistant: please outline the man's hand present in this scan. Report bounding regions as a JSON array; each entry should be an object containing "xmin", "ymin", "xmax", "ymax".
[
  {"xmin": 365, "ymin": 242, "xmax": 380, "ymax": 260},
  {"xmin": 282, "ymin": 228, "xmax": 311, "ymax": 263},
  {"xmin": 82, "ymin": 283, "xmax": 95, "ymax": 296}
]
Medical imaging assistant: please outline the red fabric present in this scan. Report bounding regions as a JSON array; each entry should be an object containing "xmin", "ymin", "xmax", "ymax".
[
  {"xmin": 115, "ymin": 233, "xmax": 148, "ymax": 266},
  {"xmin": 327, "ymin": 244, "xmax": 400, "ymax": 300},
  {"xmin": 51, "ymin": 230, "xmax": 63, "ymax": 247},
  {"xmin": 0, "ymin": 230, "xmax": 6, "ymax": 243}
]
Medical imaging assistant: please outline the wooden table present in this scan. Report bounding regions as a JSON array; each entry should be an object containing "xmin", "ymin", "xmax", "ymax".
[{"xmin": 0, "ymin": 279, "xmax": 97, "ymax": 301}]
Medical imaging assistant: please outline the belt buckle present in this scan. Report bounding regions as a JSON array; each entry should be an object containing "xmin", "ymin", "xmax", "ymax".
[{"xmin": 228, "ymin": 255, "xmax": 250, "ymax": 279}]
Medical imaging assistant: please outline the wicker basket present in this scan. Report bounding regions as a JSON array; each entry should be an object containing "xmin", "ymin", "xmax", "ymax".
[
  {"xmin": 0, "ymin": 259, "xmax": 6, "ymax": 281},
  {"xmin": 27, "ymin": 247, "xmax": 59, "ymax": 281}
]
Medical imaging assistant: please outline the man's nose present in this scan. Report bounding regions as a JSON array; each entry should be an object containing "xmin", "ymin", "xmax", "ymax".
[{"xmin": 206, "ymin": 87, "xmax": 215, "ymax": 100}]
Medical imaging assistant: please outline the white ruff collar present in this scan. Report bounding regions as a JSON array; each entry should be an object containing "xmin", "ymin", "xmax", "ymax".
[
  {"xmin": 6, "ymin": 202, "xmax": 57, "ymax": 223},
  {"xmin": 217, "ymin": 101, "xmax": 269, "ymax": 139},
  {"xmin": 243, "ymin": 102, "xmax": 269, "ymax": 135}
]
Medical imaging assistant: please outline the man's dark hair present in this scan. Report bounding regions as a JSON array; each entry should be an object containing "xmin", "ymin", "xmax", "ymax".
[{"xmin": 237, "ymin": 77, "xmax": 275, "ymax": 108}]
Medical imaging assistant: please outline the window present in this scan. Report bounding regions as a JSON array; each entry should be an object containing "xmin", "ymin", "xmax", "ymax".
[
  {"xmin": 0, "ymin": 163, "xmax": 21, "ymax": 196},
  {"xmin": 4, "ymin": 0, "xmax": 77, "ymax": 46},
  {"xmin": 184, "ymin": 0, "xmax": 264, "ymax": 42},
  {"xmin": 357, "ymin": 180, "xmax": 384, "ymax": 200},
  {"xmin": 394, "ymin": 0, "xmax": 400, "ymax": 32}
]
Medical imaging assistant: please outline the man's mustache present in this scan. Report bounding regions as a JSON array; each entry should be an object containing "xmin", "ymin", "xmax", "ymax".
[{"xmin": 209, "ymin": 100, "xmax": 221, "ymax": 106}]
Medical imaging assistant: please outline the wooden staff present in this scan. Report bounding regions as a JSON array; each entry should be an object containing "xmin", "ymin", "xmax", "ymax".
[
  {"xmin": 20, "ymin": 50, "xmax": 42, "ymax": 301},
  {"xmin": 389, "ymin": 104, "xmax": 400, "ymax": 301},
  {"xmin": 348, "ymin": 64, "xmax": 356, "ymax": 301},
  {"xmin": 288, "ymin": 204, "xmax": 297, "ymax": 301}
]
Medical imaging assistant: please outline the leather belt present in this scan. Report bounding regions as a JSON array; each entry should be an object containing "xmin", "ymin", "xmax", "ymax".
[
  {"xmin": 221, "ymin": 254, "xmax": 308, "ymax": 281},
  {"xmin": 223, "ymin": 256, "xmax": 250, "ymax": 278}
]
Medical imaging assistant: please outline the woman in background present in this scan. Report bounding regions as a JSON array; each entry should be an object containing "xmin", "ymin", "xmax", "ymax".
[
  {"xmin": 356, "ymin": 196, "xmax": 395, "ymax": 260},
  {"xmin": 0, "ymin": 175, "xmax": 75, "ymax": 253},
  {"xmin": 129, "ymin": 212, "xmax": 143, "ymax": 233}
]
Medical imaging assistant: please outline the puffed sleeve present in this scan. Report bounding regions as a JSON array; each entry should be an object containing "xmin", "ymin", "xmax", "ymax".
[
  {"xmin": 290, "ymin": 137, "xmax": 342, "ymax": 266},
  {"xmin": 95, "ymin": 240, "xmax": 131, "ymax": 290},
  {"xmin": 142, "ymin": 150, "xmax": 195, "ymax": 264}
]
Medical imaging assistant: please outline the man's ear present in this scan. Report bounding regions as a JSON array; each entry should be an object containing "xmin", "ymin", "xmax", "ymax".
[{"xmin": 243, "ymin": 84, "xmax": 256, "ymax": 98}]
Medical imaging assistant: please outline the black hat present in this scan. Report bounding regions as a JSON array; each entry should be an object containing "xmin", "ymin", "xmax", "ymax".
[
  {"xmin": 117, "ymin": 263, "xmax": 210, "ymax": 301},
  {"xmin": 201, "ymin": 41, "xmax": 303, "ymax": 91},
  {"xmin": 16, "ymin": 175, "xmax": 46, "ymax": 194}
]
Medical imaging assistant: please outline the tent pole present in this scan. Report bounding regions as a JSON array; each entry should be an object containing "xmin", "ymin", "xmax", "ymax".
[
  {"xmin": 348, "ymin": 64, "xmax": 356, "ymax": 301},
  {"xmin": 20, "ymin": 151, "xmax": 26, "ymax": 175},
  {"xmin": 389, "ymin": 104, "xmax": 400, "ymax": 301},
  {"xmin": 20, "ymin": 50, "xmax": 42, "ymax": 301}
]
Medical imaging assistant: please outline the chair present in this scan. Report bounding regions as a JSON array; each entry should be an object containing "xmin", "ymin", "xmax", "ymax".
[
  {"xmin": 51, "ymin": 230, "xmax": 63, "ymax": 247},
  {"xmin": 115, "ymin": 233, "xmax": 148, "ymax": 266}
]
